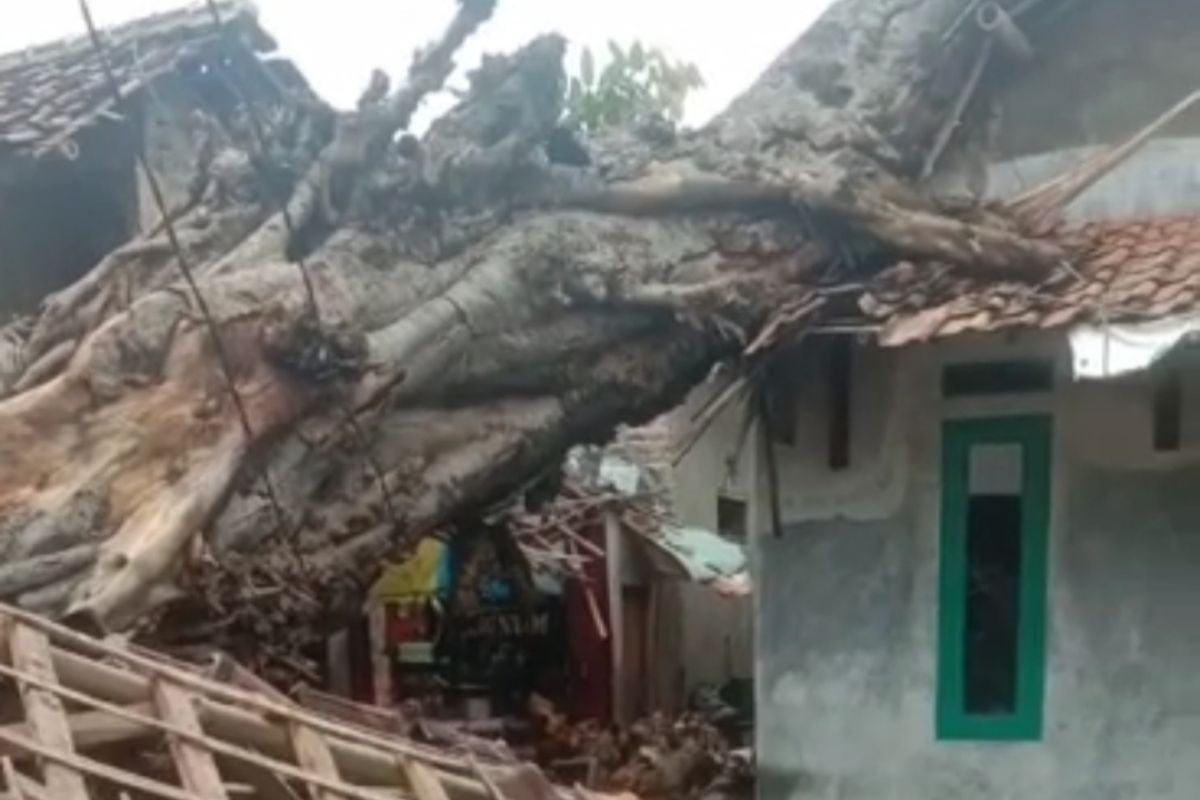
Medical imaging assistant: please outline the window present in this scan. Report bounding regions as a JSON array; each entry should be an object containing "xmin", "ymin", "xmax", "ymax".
[
  {"xmin": 942, "ymin": 360, "xmax": 1054, "ymax": 398},
  {"xmin": 763, "ymin": 365, "xmax": 798, "ymax": 446},
  {"xmin": 827, "ymin": 336, "xmax": 852, "ymax": 470},
  {"xmin": 937, "ymin": 416, "xmax": 1051, "ymax": 741},
  {"xmin": 717, "ymin": 496, "xmax": 748, "ymax": 541}
]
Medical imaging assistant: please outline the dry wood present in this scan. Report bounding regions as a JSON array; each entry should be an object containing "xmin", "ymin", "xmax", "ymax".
[
  {"xmin": 466, "ymin": 755, "xmax": 505, "ymax": 800},
  {"xmin": 8, "ymin": 624, "xmax": 89, "ymax": 800},
  {"xmin": 0, "ymin": 724, "xmax": 212, "ymax": 800},
  {"xmin": 153, "ymin": 680, "xmax": 230, "ymax": 800},
  {"xmin": 288, "ymin": 721, "xmax": 343, "ymax": 800},
  {"xmin": 48, "ymin": 647, "xmax": 473, "ymax": 786},
  {"xmin": 0, "ymin": 658, "xmax": 398, "ymax": 800},
  {"xmin": 1, "ymin": 604, "xmax": 463, "ymax": 771},
  {"xmin": 0, "ymin": 703, "xmax": 157, "ymax": 757},
  {"xmin": 402, "ymin": 758, "xmax": 453, "ymax": 800},
  {"xmin": 1, "ymin": 756, "xmax": 50, "ymax": 800},
  {"xmin": 0, "ymin": 605, "xmax": 527, "ymax": 800},
  {"xmin": 207, "ymin": 652, "xmax": 292, "ymax": 704}
]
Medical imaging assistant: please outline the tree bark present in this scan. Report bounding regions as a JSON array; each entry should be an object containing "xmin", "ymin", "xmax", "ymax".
[{"xmin": 0, "ymin": 0, "xmax": 1080, "ymax": 655}]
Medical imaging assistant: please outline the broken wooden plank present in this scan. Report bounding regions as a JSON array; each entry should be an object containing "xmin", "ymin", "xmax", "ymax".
[
  {"xmin": 402, "ymin": 758, "xmax": 452, "ymax": 800},
  {"xmin": 0, "ymin": 724, "xmax": 211, "ymax": 800},
  {"xmin": 8, "ymin": 623, "xmax": 90, "ymax": 800},
  {"xmin": 0, "ymin": 756, "xmax": 43, "ymax": 800},
  {"xmin": 0, "ymin": 660, "xmax": 387, "ymax": 800},
  {"xmin": 0, "ymin": 703, "xmax": 157, "ymax": 757},
  {"xmin": 153, "ymin": 680, "xmax": 229, "ymax": 800},
  {"xmin": 207, "ymin": 653, "xmax": 291, "ymax": 704},
  {"xmin": 288, "ymin": 721, "xmax": 341, "ymax": 800}
]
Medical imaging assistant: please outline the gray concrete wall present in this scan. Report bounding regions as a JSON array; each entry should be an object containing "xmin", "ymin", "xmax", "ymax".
[
  {"xmin": 934, "ymin": 0, "xmax": 1200, "ymax": 218},
  {"xmin": 0, "ymin": 123, "xmax": 137, "ymax": 318},
  {"xmin": 994, "ymin": 0, "xmax": 1200, "ymax": 160},
  {"xmin": 756, "ymin": 332, "xmax": 1200, "ymax": 799},
  {"xmin": 0, "ymin": 74, "xmax": 206, "ymax": 320}
]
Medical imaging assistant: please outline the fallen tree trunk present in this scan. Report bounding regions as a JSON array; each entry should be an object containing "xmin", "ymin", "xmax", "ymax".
[{"xmin": 0, "ymin": 0, "xmax": 1081, "ymax": 650}]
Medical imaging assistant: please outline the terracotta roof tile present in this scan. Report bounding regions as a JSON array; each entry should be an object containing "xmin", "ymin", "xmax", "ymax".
[
  {"xmin": 0, "ymin": 2, "xmax": 271, "ymax": 160},
  {"xmin": 867, "ymin": 214, "xmax": 1200, "ymax": 346}
]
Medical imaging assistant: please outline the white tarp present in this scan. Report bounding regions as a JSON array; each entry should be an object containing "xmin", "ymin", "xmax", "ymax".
[{"xmin": 1068, "ymin": 316, "xmax": 1200, "ymax": 380}]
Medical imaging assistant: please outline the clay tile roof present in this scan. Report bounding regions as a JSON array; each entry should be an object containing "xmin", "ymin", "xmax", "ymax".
[
  {"xmin": 864, "ymin": 215, "xmax": 1200, "ymax": 347},
  {"xmin": 0, "ymin": 1, "xmax": 270, "ymax": 160}
]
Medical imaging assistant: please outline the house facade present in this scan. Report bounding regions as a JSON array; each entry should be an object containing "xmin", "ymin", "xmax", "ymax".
[
  {"xmin": 751, "ymin": 331, "xmax": 1200, "ymax": 799},
  {"xmin": 667, "ymin": 0, "xmax": 1200, "ymax": 796},
  {"xmin": 0, "ymin": 1, "xmax": 304, "ymax": 321}
]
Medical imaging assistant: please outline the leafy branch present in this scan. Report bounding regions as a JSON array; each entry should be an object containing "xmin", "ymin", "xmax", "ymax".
[{"xmin": 564, "ymin": 40, "xmax": 704, "ymax": 134}]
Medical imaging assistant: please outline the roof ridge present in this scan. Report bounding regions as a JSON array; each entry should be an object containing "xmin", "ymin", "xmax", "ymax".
[{"xmin": 0, "ymin": 1, "xmax": 262, "ymax": 75}]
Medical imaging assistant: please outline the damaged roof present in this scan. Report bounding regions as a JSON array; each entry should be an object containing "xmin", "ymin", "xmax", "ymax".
[
  {"xmin": 863, "ymin": 215, "xmax": 1200, "ymax": 346},
  {"xmin": 0, "ymin": 600, "xmax": 581, "ymax": 800},
  {"xmin": 0, "ymin": 1, "xmax": 273, "ymax": 159}
]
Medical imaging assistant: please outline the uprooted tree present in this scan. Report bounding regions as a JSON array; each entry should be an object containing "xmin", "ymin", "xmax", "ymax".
[{"xmin": 0, "ymin": 0, "xmax": 1092, "ymax": 661}]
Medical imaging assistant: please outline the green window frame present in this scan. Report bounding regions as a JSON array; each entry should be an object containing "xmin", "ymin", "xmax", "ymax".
[{"xmin": 936, "ymin": 415, "xmax": 1051, "ymax": 741}]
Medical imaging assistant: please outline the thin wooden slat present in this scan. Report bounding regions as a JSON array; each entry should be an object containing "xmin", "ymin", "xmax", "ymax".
[
  {"xmin": 206, "ymin": 653, "xmax": 290, "ymax": 704},
  {"xmin": 288, "ymin": 721, "xmax": 341, "ymax": 800},
  {"xmin": 0, "ymin": 660, "xmax": 387, "ymax": 800},
  {"xmin": 41, "ymin": 648, "xmax": 482, "ymax": 793},
  {"xmin": 1, "ymin": 604, "xmax": 468, "ymax": 771},
  {"xmin": 0, "ymin": 725, "xmax": 210, "ymax": 800},
  {"xmin": 153, "ymin": 681, "xmax": 229, "ymax": 800},
  {"xmin": 465, "ymin": 755, "xmax": 505, "ymax": 800},
  {"xmin": 0, "ymin": 607, "xmax": 504, "ymax": 800},
  {"xmin": 0, "ymin": 703, "xmax": 158, "ymax": 758},
  {"xmin": 402, "ymin": 758, "xmax": 452, "ymax": 800},
  {"xmin": 8, "ymin": 624, "xmax": 90, "ymax": 800},
  {"xmin": 0, "ymin": 756, "xmax": 37, "ymax": 800}
]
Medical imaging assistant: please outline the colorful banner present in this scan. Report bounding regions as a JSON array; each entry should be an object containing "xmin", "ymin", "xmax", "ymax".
[{"xmin": 369, "ymin": 538, "xmax": 452, "ymax": 601}]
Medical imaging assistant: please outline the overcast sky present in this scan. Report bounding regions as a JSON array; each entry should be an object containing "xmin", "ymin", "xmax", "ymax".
[{"xmin": 5, "ymin": 1, "xmax": 833, "ymax": 126}]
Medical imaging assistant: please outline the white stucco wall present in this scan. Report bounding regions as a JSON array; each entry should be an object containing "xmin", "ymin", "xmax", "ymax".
[
  {"xmin": 755, "ymin": 330, "xmax": 1200, "ymax": 799},
  {"xmin": 644, "ymin": 377, "xmax": 756, "ymax": 706}
]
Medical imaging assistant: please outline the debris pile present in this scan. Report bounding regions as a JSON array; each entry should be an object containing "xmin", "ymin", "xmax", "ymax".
[
  {"xmin": 0, "ymin": 601, "xmax": 629, "ymax": 800},
  {"xmin": 527, "ymin": 695, "xmax": 754, "ymax": 800}
]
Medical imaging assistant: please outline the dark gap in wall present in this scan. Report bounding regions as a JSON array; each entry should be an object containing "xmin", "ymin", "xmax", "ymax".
[
  {"xmin": 828, "ymin": 336, "xmax": 852, "ymax": 469},
  {"xmin": 942, "ymin": 359, "xmax": 1054, "ymax": 397},
  {"xmin": 964, "ymin": 494, "xmax": 1022, "ymax": 715},
  {"xmin": 0, "ymin": 126, "xmax": 137, "ymax": 319},
  {"xmin": 717, "ymin": 495, "xmax": 748, "ymax": 541},
  {"xmin": 763, "ymin": 357, "xmax": 798, "ymax": 446},
  {"xmin": 1153, "ymin": 370, "xmax": 1182, "ymax": 451}
]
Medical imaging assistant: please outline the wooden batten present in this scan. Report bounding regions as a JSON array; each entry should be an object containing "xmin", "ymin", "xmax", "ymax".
[{"xmin": 0, "ymin": 601, "xmax": 573, "ymax": 800}]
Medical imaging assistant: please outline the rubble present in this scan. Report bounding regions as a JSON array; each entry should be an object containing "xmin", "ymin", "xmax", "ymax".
[
  {"xmin": 0, "ymin": 600, "xmax": 625, "ymax": 800},
  {"xmin": 527, "ymin": 695, "xmax": 754, "ymax": 800}
]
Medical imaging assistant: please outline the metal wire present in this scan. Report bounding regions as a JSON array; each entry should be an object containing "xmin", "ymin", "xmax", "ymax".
[
  {"xmin": 202, "ymin": 0, "xmax": 401, "ymax": 528},
  {"xmin": 203, "ymin": 0, "xmax": 322, "ymax": 320},
  {"xmin": 77, "ymin": 0, "xmax": 288, "ymax": 534}
]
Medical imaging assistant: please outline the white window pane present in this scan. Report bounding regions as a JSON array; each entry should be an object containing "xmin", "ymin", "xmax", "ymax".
[{"xmin": 969, "ymin": 443, "xmax": 1023, "ymax": 496}]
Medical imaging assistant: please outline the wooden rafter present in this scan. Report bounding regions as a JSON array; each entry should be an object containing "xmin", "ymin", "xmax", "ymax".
[{"xmin": 0, "ymin": 602, "xmax": 582, "ymax": 800}]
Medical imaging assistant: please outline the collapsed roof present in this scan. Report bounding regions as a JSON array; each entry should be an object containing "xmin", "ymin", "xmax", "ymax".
[
  {"xmin": 865, "ymin": 215, "xmax": 1200, "ymax": 346},
  {"xmin": 0, "ymin": 1, "xmax": 290, "ymax": 162},
  {"xmin": 0, "ymin": 599, "xmax": 588, "ymax": 800}
]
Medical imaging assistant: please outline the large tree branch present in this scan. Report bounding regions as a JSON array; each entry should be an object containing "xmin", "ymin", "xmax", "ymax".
[
  {"xmin": 0, "ymin": 0, "xmax": 1090, "ymax": 660},
  {"xmin": 285, "ymin": 0, "xmax": 498, "ymax": 245}
]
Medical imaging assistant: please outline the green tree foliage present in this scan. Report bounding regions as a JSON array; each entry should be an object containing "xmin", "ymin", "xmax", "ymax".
[{"xmin": 564, "ymin": 41, "xmax": 704, "ymax": 134}]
